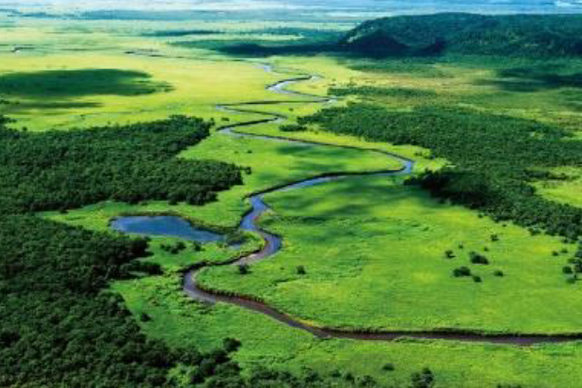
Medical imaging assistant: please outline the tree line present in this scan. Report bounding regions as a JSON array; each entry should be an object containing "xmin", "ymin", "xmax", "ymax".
[{"xmin": 300, "ymin": 103, "xmax": 582, "ymax": 241}]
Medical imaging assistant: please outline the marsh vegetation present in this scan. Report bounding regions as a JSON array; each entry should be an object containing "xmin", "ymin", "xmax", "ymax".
[{"xmin": 2, "ymin": 9, "xmax": 582, "ymax": 388}]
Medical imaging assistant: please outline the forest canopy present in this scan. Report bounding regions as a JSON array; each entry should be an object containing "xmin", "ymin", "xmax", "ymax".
[{"xmin": 0, "ymin": 115, "xmax": 242, "ymax": 213}]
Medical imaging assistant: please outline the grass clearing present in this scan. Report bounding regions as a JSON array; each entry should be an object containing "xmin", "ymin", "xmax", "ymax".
[{"xmin": 200, "ymin": 176, "xmax": 577, "ymax": 333}]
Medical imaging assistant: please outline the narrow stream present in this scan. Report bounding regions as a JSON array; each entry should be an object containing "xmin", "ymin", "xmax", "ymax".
[{"xmin": 123, "ymin": 53, "xmax": 582, "ymax": 345}]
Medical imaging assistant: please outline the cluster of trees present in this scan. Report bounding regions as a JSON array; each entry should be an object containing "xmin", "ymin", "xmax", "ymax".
[
  {"xmin": 0, "ymin": 115, "xmax": 243, "ymax": 213},
  {"xmin": 330, "ymin": 86, "xmax": 436, "ymax": 100},
  {"xmin": 201, "ymin": 366, "xmax": 435, "ymax": 388},
  {"xmin": 300, "ymin": 103, "xmax": 582, "ymax": 241},
  {"xmin": 342, "ymin": 13, "xmax": 582, "ymax": 58},
  {"xmin": 562, "ymin": 242, "xmax": 582, "ymax": 283}
]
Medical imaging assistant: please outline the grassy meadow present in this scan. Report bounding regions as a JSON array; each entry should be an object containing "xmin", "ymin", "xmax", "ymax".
[
  {"xmin": 200, "ymin": 176, "xmax": 576, "ymax": 333},
  {"xmin": 7, "ymin": 11, "xmax": 582, "ymax": 388}
]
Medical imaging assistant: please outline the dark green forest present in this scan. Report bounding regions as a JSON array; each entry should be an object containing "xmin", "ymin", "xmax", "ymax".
[
  {"xmin": 1, "ymin": 216, "xmax": 411, "ymax": 388},
  {"xmin": 300, "ymin": 104, "xmax": 582, "ymax": 240},
  {"xmin": 343, "ymin": 13, "xmax": 582, "ymax": 58},
  {"xmin": 0, "ymin": 115, "xmax": 242, "ymax": 213}
]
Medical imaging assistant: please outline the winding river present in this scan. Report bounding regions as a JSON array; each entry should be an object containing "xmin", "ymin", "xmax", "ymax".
[{"xmin": 122, "ymin": 55, "xmax": 582, "ymax": 345}]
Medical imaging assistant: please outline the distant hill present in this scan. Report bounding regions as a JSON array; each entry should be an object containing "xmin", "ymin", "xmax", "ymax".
[{"xmin": 340, "ymin": 13, "xmax": 582, "ymax": 57}]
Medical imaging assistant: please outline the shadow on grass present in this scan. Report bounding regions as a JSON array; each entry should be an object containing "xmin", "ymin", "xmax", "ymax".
[
  {"xmin": 479, "ymin": 64, "xmax": 582, "ymax": 92},
  {"xmin": 0, "ymin": 69, "xmax": 172, "ymax": 99},
  {"xmin": 4, "ymin": 101, "xmax": 103, "ymax": 110}
]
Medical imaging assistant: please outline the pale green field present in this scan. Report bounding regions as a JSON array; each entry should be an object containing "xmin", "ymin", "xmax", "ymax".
[{"xmin": 0, "ymin": 51, "xmax": 280, "ymax": 131}]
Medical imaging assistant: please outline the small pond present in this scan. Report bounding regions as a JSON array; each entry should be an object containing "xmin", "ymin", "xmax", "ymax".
[{"xmin": 111, "ymin": 216, "xmax": 225, "ymax": 243}]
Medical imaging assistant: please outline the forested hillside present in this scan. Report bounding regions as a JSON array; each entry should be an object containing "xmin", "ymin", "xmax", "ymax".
[{"xmin": 341, "ymin": 13, "xmax": 582, "ymax": 57}]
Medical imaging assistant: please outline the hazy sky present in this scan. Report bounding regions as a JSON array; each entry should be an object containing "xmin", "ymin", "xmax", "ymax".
[{"xmin": 1, "ymin": 0, "xmax": 580, "ymax": 13}]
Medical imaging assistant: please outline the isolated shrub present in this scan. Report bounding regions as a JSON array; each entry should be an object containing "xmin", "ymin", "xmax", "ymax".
[
  {"xmin": 382, "ymin": 363, "xmax": 395, "ymax": 372},
  {"xmin": 444, "ymin": 250, "xmax": 455, "ymax": 259},
  {"xmin": 238, "ymin": 264, "xmax": 250, "ymax": 275},
  {"xmin": 453, "ymin": 266, "xmax": 472, "ymax": 277},
  {"xmin": 411, "ymin": 367, "xmax": 435, "ymax": 388},
  {"xmin": 470, "ymin": 251, "xmax": 489, "ymax": 265},
  {"xmin": 297, "ymin": 265, "xmax": 307, "ymax": 275},
  {"xmin": 223, "ymin": 338, "xmax": 242, "ymax": 352},
  {"xmin": 473, "ymin": 275, "xmax": 483, "ymax": 283},
  {"xmin": 140, "ymin": 312, "xmax": 152, "ymax": 322},
  {"xmin": 494, "ymin": 270, "xmax": 505, "ymax": 277},
  {"xmin": 563, "ymin": 266, "xmax": 574, "ymax": 275}
]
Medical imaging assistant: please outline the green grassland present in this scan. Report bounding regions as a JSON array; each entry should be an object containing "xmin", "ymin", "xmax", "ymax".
[
  {"xmin": 114, "ymin": 272, "xmax": 582, "ymax": 388},
  {"xmin": 200, "ymin": 175, "xmax": 576, "ymax": 333},
  {"xmin": 13, "ymin": 12, "xmax": 582, "ymax": 388}
]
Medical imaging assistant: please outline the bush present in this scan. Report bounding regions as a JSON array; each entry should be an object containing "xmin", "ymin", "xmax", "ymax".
[
  {"xmin": 453, "ymin": 266, "xmax": 472, "ymax": 277},
  {"xmin": 470, "ymin": 252, "xmax": 490, "ymax": 265},
  {"xmin": 223, "ymin": 338, "xmax": 242, "ymax": 352},
  {"xmin": 280, "ymin": 124, "xmax": 307, "ymax": 132},
  {"xmin": 382, "ymin": 363, "xmax": 395, "ymax": 371},
  {"xmin": 411, "ymin": 367, "xmax": 435, "ymax": 388}
]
